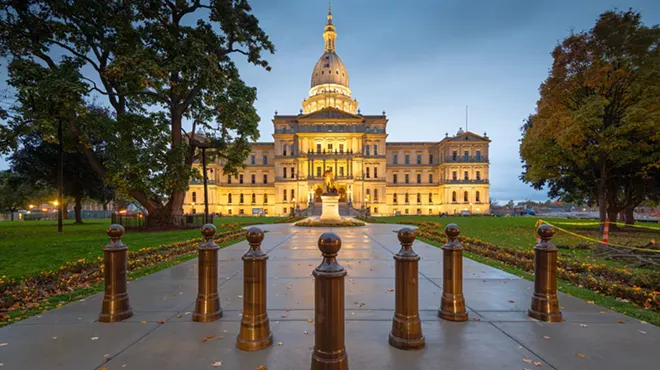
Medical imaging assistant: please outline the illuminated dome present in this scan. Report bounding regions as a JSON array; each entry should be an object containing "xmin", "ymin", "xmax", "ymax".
[{"xmin": 311, "ymin": 51, "xmax": 349, "ymax": 88}]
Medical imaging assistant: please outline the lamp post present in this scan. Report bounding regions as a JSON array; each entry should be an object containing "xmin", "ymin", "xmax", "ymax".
[
  {"xmin": 191, "ymin": 134, "xmax": 212, "ymax": 224},
  {"xmin": 469, "ymin": 202, "xmax": 473, "ymax": 215},
  {"xmin": 57, "ymin": 118, "xmax": 63, "ymax": 232}
]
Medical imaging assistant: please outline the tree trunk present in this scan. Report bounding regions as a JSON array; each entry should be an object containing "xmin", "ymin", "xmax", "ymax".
[
  {"xmin": 74, "ymin": 193, "xmax": 83, "ymax": 224},
  {"xmin": 62, "ymin": 201, "xmax": 70, "ymax": 220},
  {"xmin": 624, "ymin": 204, "xmax": 635, "ymax": 225},
  {"xmin": 598, "ymin": 158, "xmax": 607, "ymax": 236}
]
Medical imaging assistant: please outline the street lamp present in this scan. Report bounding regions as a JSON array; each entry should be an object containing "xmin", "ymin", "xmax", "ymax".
[
  {"xmin": 190, "ymin": 133, "xmax": 212, "ymax": 224},
  {"xmin": 469, "ymin": 202, "xmax": 473, "ymax": 215}
]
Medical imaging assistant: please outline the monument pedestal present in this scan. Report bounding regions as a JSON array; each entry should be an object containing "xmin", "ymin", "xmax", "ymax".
[{"xmin": 320, "ymin": 194, "xmax": 341, "ymax": 222}]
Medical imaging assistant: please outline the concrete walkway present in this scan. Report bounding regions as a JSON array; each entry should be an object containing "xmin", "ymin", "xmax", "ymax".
[{"xmin": 0, "ymin": 223, "xmax": 657, "ymax": 369}]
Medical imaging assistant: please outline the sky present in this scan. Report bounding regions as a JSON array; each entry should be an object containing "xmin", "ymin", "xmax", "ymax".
[{"xmin": 1, "ymin": 0, "xmax": 659, "ymax": 203}]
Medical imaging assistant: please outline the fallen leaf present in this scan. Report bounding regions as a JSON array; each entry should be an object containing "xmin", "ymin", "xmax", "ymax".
[
  {"xmin": 281, "ymin": 314, "xmax": 289, "ymax": 318},
  {"xmin": 472, "ymin": 317, "xmax": 481, "ymax": 321},
  {"xmin": 212, "ymin": 361, "xmax": 223, "ymax": 367},
  {"xmin": 508, "ymin": 300, "xmax": 515, "ymax": 303},
  {"xmin": 386, "ymin": 288, "xmax": 394, "ymax": 292},
  {"xmin": 533, "ymin": 361, "xmax": 542, "ymax": 367},
  {"xmin": 257, "ymin": 366, "xmax": 267, "ymax": 370},
  {"xmin": 141, "ymin": 320, "xmax": 147, "ymax": 324},
  {"xmin": 98, "ymin": 367, "xmax": 106, "ymax": 370},
  {"xmin": 277, "ymin": 341, "xmax": 284, "ymax": 346},
  {"xmin": 638, "ymin": 330, "xmax": 647, "ymax": 334},
  {"xmin": 522, "ymin": 357, "xmax": 533, "ymax": 364},
  {"xmin": 157, "ymin": 320, "xmax": 165, "ymax": 324},
  {"xmin": 542, "ymin": 336, "xmax": 550, "ymax": 340},
  {"xmin": 617, "ymin": 320, "xmax": 624, "ymax": 324},
  {"xmin": 579, "ymin": 324, "xmax": 588, "ymax": 327},
  {"xmin": 91, "ymin": 337, "xmax": 99, "ymax": 341},
  {"xmin": 285, "ymin": 285, "xmax": 292, "ymax": 290},
  {"xmin": 307, "ymin": 319, "xmax": 313, "ymax": 323},
  {"xmin": 576, "ymin": 353, "xmax": 585, "ymax": 359},
  {"xmin": 304, "ymin": 330, "xmax": 309, "ymax": 335},
  {"xmin": 0, "ymin": 343, "xmax": 7, "ymax": 347},
  {"xmin": 586, "ymin": 300, "xmax": 594, "ymax": 304}
]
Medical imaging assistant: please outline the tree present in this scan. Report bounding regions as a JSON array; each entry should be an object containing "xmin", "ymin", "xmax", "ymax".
[
  {"xmin": 520, "ymin": 9, "xmax": 660, "ymax": 232},
  {"xmin": 0, "ymin": 0, "xmax": 274, "ymax": 226},
  {"xmin": 0, "ymin": 170, "xmax": 49, "ymax": 220},
  {"xmin": 10, "ymin": 132, "xmax": 113, "ymax": 224}
]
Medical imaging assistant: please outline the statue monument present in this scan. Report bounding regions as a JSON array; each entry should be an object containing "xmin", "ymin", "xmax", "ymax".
[{"xmin": 320, "ymin": 169, "xmax": 341, "ymax": 222}]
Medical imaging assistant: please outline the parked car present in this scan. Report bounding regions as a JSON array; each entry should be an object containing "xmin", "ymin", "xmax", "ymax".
[{"xmin": 460, "ymin": 210, "xmax": 471, "ymax": 216}]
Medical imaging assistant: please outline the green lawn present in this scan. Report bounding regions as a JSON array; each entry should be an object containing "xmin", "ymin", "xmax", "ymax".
[
  {"xmin": 0, "ymin": 216, "xmax": 284, "ymax": 279},
  {"xmin": 372, "ymin": 215, "xmax": 659, "ymax": 274}
]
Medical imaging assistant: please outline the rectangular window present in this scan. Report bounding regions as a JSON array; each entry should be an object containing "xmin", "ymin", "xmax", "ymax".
[
  {"xmin": 476, "ymin": 171, "xmax": 481, "ymax": 180},
  {"xmin": 317, "ymin": 167, "xmax": 321, "ymax": 177},
  {"xmin": 464, "ymin": 151, "xmax": 469, "ymax": 160},
  {"xmin": 429, "ymin": 174, "xmax": 433, "ymax": 183},
  {"xmin": 228, "ymin": 194, "xmax": 232, "ymax": 204},
  {"xmin": 374, "ymin": 189, "xmax": 379, "ymax": 202},
  {"xmin": 339, "ymin": 167, "xmax": 344, "ymax": 176},
  {"xmin": 328, "ymin": 143, "xmax": 333, "ymax": 151},
  {"xmin": 366, "ymin": 168, "xmax": 370, "ymax": 178},
  {"xmin": 374, "ymin": 207, "xmax": 378, "ymax": 214},
  {"xmin": 405, "ymin": 193, "xmax": 409, "ymax": 203},
  {"xmin": 251, "ymin": 155, "xmax": 255, "ymax": 165},
  {"xmin": 283, "ymin": 189, "xmax": 287, "ymax": 201},
  {"xmin": 393, "ymin": 174, "xmax": 398, "ymax": 184},
  {"xmin": 374, "ymin": 167, "xmax": 378, "ymax": 178},
  {"xmin": 263, "ymin": 174, "xmax": 268, "ymax": 184},
  {"xmin": 417, "ymin": 174, "xmax": 421, "ymax": 184},
  {"xmin": 416, "ymin": 193, "xmax": 421, "ymax": 203},
  {"xmin": 227, "ymin": 175, "xmax": 232, "ymax": 184},
  {"xmin": 476, "ymin": 151, "xmax": 481, "ymax": 160},
  {"xmin": 240, "ymin": 193, "xmax": 244, "ymax": 204},
  {"xmin": 251, "ymin": 174, "xmax": 256, "ymax": 184},
  {"xmin": 405, "ymin": 174, "xmax": 409, "ymax": 184},
  {"xmin": 339, "ymin": 143, "xmax": 344, "ymax": 153},
  {"xmin": 464, "ymin": 171, "xmax": 469, "ymax": 180},
  {"xmin": 393, "ymin": 193, "xmax": 398, "ymax": 204},
  {"xmin": 452, "ymin": 151, "xmax": 457, "ymax": 160},
  {"xmin": 374, "ymin": 145, "xmax": 378, "ymax": 156},
  {"xmin": 264, "ymin": 193, "xmax": 268, "ymax": 203},
  {"xmin": 228, "ymin": 209, "xmax": 232, "ymax": 215},
  {"xmin": 365, "ymin": 145, "xmax": 370, "ymax": 156},
  {"xmin": 251, "ymin": 193, "xmax": 256, "ymax": 204},
  {"xmin": 417, "ymin": 154, "xmax": 422, "ymax": 164},
  {"xmin": 429, "ymin": 193, "xmax": 433, "ymax": 203},
  {"xmin": 429, "ymin": 154, "xmax": 433, "ymax": 164},
  {"xmin": 393, "ymin": 154, "xmax": 398, "ymax": 164},
  {"xmin": 263, "ymin": 155, "xmax": 268, "ymax": 164},
  {"xmin": 239, "ymin": 174, "xmax": 244, "ymax": 184},
  {"xmin": 452, "ymin": 171, "xmax": 457, "ymax": 180},
  {"xmin": 239, "ymin": 208, "xmax": 244, "ymax": 215},
  {"xmin": 405, "ymin": 155, "xmax": 410, "ymax": 164},
  {"xmin": 316, "ymin": 143, "xmax": 322, "ymax": 153},
  {"xmin": 283, "ymin": 168, "xmax": 287, "ymax": 178},
  {"xmin": 290, "ymin": 167, "xmax": 294, "ymax": 179},
  {"xmin": 283, "ymin": 145, "xmax": 287, "ymax": 156}
]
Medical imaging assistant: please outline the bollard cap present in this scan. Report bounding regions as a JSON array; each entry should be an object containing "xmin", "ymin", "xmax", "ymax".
[
  {"xmin": 107, "ymin": 224, "xmax": 125, "ymax": 239},
  {"xmin": 246, "ymin": 227, "xmax": 265, "ymax": 244},
  {"xmin": 445, "ymin": 223, "xmax": 460, "ymax": 238},
  {"xmin": 201, "ymin": 223, "xmax": 217, "ymax": 238},
  {"xmin": 537, "ymin": 224, "xmax": 555, "ymax": 240},
  {"xmin": 397, "ymin": 228, "xmax": 416, "ymax": 245},
  {"xmin": 318, "ymin": 232, "xmax": 341, "ymax": 256}
]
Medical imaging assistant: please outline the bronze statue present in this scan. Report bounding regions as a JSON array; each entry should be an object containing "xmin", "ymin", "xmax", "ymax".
[{"xmin": 323, "ymin": 169, "xmax": 338, "ymax": 194}]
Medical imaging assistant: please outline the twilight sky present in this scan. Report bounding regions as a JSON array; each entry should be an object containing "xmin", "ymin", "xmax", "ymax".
[{"xmin": 1, "ymin": 0, "xmax": 659, "ymax": 203}]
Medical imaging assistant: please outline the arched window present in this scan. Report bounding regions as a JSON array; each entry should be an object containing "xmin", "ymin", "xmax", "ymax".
[
  {"xmin": 240, "ymin": 193, "xmax": 244, "ymax": 204},
  {"xmin": 452, "ymin": 191, "xmax": 457, "ymax": 202},
  {"xmin": 416, "ymin": 193, "xmax": 421, "ymax": 204},
  {"xmin": 228, "ymin": 194, "xmax": 232, "ymax": 204},
  {"xmin": 476, "ymin": 191, "xmax": 481, "ymax": 202},
  {"xmin": 291, "ymin": 189, "xmax": 295, "ymax": 201},
  {"xmin": 283, "ymin": 144, "xmax": 288, "ymax": 156},
  {"xmin": 463, "ymin": 191, "xmax": 468, "ymax": 202},
  {"xmin": 283, "ymin": 189, "xmax": 287, "ymax": 201},
  {"xmin": 251, "ymin": 193, "xmax": 256, "ymax": 204},
  {"xmin": 192, "ymin": 192, "xmax": 197, "ymax": 203}
]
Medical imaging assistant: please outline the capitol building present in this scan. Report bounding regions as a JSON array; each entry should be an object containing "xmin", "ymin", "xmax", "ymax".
[{"xmin": 184, "ymin": 7, "xmax": 490, "ymax": 217}]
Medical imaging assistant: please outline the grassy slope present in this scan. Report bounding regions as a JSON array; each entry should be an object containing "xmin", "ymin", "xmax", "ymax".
[{"xmin": 0, "ymin": 216, "xmax": 284, "ymax": 279}]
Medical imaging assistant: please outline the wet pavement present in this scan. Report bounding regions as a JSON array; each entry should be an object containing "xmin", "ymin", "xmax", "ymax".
[{"xmin": 0, "ymin": 223, "xmax": 657, "ymax": 369}]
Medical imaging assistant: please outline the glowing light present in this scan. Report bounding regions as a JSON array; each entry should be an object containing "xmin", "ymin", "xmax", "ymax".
[
  {"xmin": 53, "ymin": 200, "xmax": 59, "ymax": 206},
  {"xmin": 118, "ymin": 209, "xmax": 127, "ymax": 214},
  {"xmin": 41, "ymin": 208, "xmax": 48, "ymax": 212},
  {"xmin": 28, "ymin": 204, "xmax": 35, "ymax": 209}
]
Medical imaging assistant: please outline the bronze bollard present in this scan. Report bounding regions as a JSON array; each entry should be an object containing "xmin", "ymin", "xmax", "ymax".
[
  {"xmin": 237, "ymin": 227, "xmax": 273, "ymax": 350},
  {"xmin": 99, "ymin": 224, "xmax": 133, "ymax": 323},
  {"xmin": 438, "ymin": 224, "xmax": 468, "ymax": 321},
  {"xmin": 311, "ymin": 232, "xmax": 349, "ymax": 370},
  {"xmin": 193, "ymin": 224, "xmax": 222, "ymax": 322},
  {"xmin": 389, "ymin": 228, "xmax": 425, "ymax": 350},
  {"xmin": 528, "ymin": 224, "xmax": 562, "ymax": 322}
]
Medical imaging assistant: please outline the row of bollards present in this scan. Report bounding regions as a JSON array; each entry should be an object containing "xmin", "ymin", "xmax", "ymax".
[{"xmin": 98, "ymin": 222, "xmax": 562, "ymax": 369}]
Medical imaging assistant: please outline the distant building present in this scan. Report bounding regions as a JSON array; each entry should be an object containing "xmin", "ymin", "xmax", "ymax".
[{"xmin": 184, "ymin": 7, "xmax": 491, "ymax": 216}]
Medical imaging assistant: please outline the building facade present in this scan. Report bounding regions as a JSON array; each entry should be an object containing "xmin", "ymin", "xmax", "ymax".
[{"xmin": 184, "ymin": 8, "xmax": 491, "ymax": 217}]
